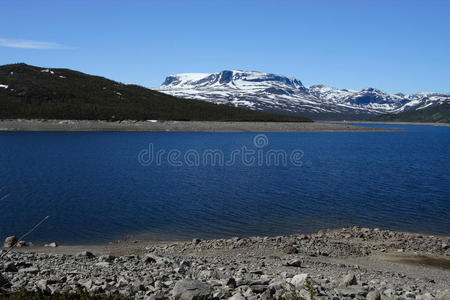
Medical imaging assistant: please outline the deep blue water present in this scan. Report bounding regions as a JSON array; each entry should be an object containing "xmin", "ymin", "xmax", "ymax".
[{"xmin": 0, "ymin": 124, "xmax": 449, "ymax": 244}]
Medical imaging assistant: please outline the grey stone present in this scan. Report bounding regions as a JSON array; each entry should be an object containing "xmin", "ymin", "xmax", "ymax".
[
  {"xmin": 99, "ymin": 255, "xmax": 115, "ymax": 262},
  {"xmin": 171, "ymin": 279, "xmax": 212, "ymax": 300},
  {"xmin": 36, "ymin": 279, "xmax": 50, "ymax": 293},
  {"xmin": 340, "ymin": 274, "xmax": 357, "ymax": 287},
  {"xmin": 3, "ymin": 236, "xmax": 17, "ymax": 248},
  {"xmin": 336, "ymin": 286, "xmax": 367, "ymax": 297},
  {"xmin": 226, "ymin": 278, "xmax": 237, "ymax": 289},
  {"xmin": 416, "ymin": 293, "xmax": 434, "ymax": 300},
  {"xmin": 283, "ymin": 245, "xmax": 298, "ymax": 254},
  {"xmin": 284, "ymin": 259, "xmax": 302, "ymax": 267},
  {"xmin": 77, "ymin": 251, "xmax": 95, "ymax": 258},
  {"xmin": 143, "ymin": 254, "xmax": 157, "ymax": 264},
  {"xmin": 289, "ymin": 273, "xmax": 310, "ymax": 289},
  {"xmin": 19, "ymin": 267, "xmax": 39, "ymax": 274},
  {"xmin": 437, "ymin": 291, "xmax": 450, "ymax": 300},
  {"xmin": 16, "ymin": 240, "xmax": 27, "ymax": 247},
  {"xmin": 95, "ymin": 262, "xmax": 111, "ymax": 267},
  {"xmin": 4, "ymin": 262, "xmax": 18, "ymax": 272},
  {"xmin": 0, "ymin": 273, "xmax": 9, "ymax": 287},
  {"xmin": 250, "ymin": 285, "xmax": 267, "ymax": 294},
  {"xmin": 367, "ymin": 290, "xmax": 381, "ymax": 300},
  {"xmin": 228, "ymin": 292, "xmax": 246, "ymax": 300}
]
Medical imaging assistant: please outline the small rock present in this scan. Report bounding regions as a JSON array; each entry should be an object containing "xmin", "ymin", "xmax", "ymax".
[
  {"xmin": 226, "ymin": 278, "xmax": 237, "ymax": 289},
  {"xmin": 143, "ymin": 254, "xmax": 157, "ymax": 263},
  {"xmin": 192, "ymin": 238, "xmax": 201, "ymax": 245},
  {"xmin": 95, "ymin": 262, "xmax": 111, "ymax": 267},
  {"xmin": 44, "ymin": 242, "xmax": 58, "ymax": 247},
  {"xmin": 283, "ymin": 246, "xmax": 298, "ymax": 254},
  {"xmin": 77, "ymin": 251, "xmax": 95, "ymax": 258},
  {"xmin": 19, "ymin": 267, "xmax": 39, "ymax": 274},
  {"xmin": 99, "ymin": 255, "xmax": 115, "ymax": 262},
  {"xmin": 284, "ymin": 259, "xmax": 302, "ymax": 267},
  {"xmin": 250, "ymin": 285, "xmax": 267, "ymax": 294}
]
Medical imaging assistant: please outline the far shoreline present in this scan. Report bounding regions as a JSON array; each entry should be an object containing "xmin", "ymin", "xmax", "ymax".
[
  {"xmin": 0, "ymin": 119, "xmax": 401, "ymax": 132},
  {"xmin": 330, "ymin": 120, "xmax": 450, "ymax": 127}
]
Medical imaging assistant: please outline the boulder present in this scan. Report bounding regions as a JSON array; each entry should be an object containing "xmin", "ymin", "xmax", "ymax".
[
  {"xmin": 4, "ymin": 262, "xmax": 18, "ymax": 272},
  {"xmin": 143, "ymin": 254, "xmax": 157, "ymax": 263},
  {"xmin": 339, "ymin": 274, "xmax": 357, "ymax": 287},
  {"xmin": 288, "ymin": 273, "xmax": 310, "ymax": 289},
  {"xmin": 335, "ymin": 286, "xmax": 367, "ymax": 298},
  {"xmin": 228, "ymin": 293, "xmax": 246, "ymax": 300},
  {"xmin": 3, "ymin": 236, "xmax": 17, "ymax": 248},
  {"xmin": 437, "ymin": 291, "xmax": 450, "ymax": 300},
  {"xmin": 226, "ymin": 278, "xmax": 237, "ymax": 289},
  {"xmin": 16, "ymin": 240, "xmax": 28, "ymax": 247},
  {"xmin": 0, "ymin": 273, "xmax": 9, "ymax": 287},
  {"xmin": 35, "ymin": 279, "xmax": 50, "ymax": 293},
  {"xmin": 171, "ymin": 279, "xmax": 212, "ymax": 300},
  {"xmin": 416, "ymin": 293, "xmax": 434, "ymax": 300},
  {"xmin": 366, "ymin": 290, "xmax": 381, "ymax": 300}
]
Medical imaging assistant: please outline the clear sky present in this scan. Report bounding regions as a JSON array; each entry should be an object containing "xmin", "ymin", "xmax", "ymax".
[{"xmin": 1, "ymin": 0, "xmax": 449, "ymax": 94}]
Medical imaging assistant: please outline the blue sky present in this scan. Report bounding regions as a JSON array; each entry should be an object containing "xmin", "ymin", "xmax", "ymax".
[{"xmin": 1, "ymin": 0, "xmax": 449, "ymax": 93}]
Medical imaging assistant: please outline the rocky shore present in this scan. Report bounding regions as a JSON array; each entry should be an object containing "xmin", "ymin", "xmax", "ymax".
[
  {"xmin": 0, "ymin": 119, "xmax": 396, "ymax": 132},
  {"xmin": 1, "ymin": 227, "xmax": 449, "ymax": 299}
]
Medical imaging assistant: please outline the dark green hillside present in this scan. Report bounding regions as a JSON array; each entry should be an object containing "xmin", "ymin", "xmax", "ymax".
[
  {"xmin": 0, "ymin": 63, "xmax": 311, "ymax": 122},
  {"xmin": 371, "ymin": 103, "xmax": 450, "ymax": 123}
]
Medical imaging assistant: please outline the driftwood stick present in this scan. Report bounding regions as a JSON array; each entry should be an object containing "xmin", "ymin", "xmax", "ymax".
[
  {"xmin": 0, "ymin": 216, "xmax": 49, "ymax": 258},
  {"xmin": 0, "ymin": 194, "xmax": 9, "ymax": 202},
  {"xmin": 0, "ymin": 186, "xmax": 8, "ymax": 201}
]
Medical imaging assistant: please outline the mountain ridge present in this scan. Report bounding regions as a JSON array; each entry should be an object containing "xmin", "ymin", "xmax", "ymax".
[{"xmin": 159, "ymin": 70, "xmax": 450, "ymax": 120}]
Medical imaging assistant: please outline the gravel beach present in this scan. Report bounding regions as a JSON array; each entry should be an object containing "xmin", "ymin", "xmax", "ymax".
[
  {"xmin": 1, "ymin": 227, "xmax": 449, "ymax": 299},
  {"xmin": 0, "ymin": 119, "xmax": 397, "ymax": 132}
]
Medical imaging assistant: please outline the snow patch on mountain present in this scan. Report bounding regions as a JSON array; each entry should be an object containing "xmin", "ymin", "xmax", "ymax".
[{"xmin": 158, "ymin": 70, "xmax": 450, "ymax": 116}]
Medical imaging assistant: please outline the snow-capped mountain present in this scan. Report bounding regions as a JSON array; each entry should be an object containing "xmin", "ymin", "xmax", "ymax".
[{"xmin": 158, "ymin": 70, "xmax": 450, "ymax": 117}]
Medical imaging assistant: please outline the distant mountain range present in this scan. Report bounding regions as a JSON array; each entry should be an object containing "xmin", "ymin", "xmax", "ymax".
[
  {"xmin": 159, "ymin": 70, "xmax": 450, "ymax": 122},
  {"xmin": 0, "ymin": 64, "xmax": 309, "ymax": 122}
]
